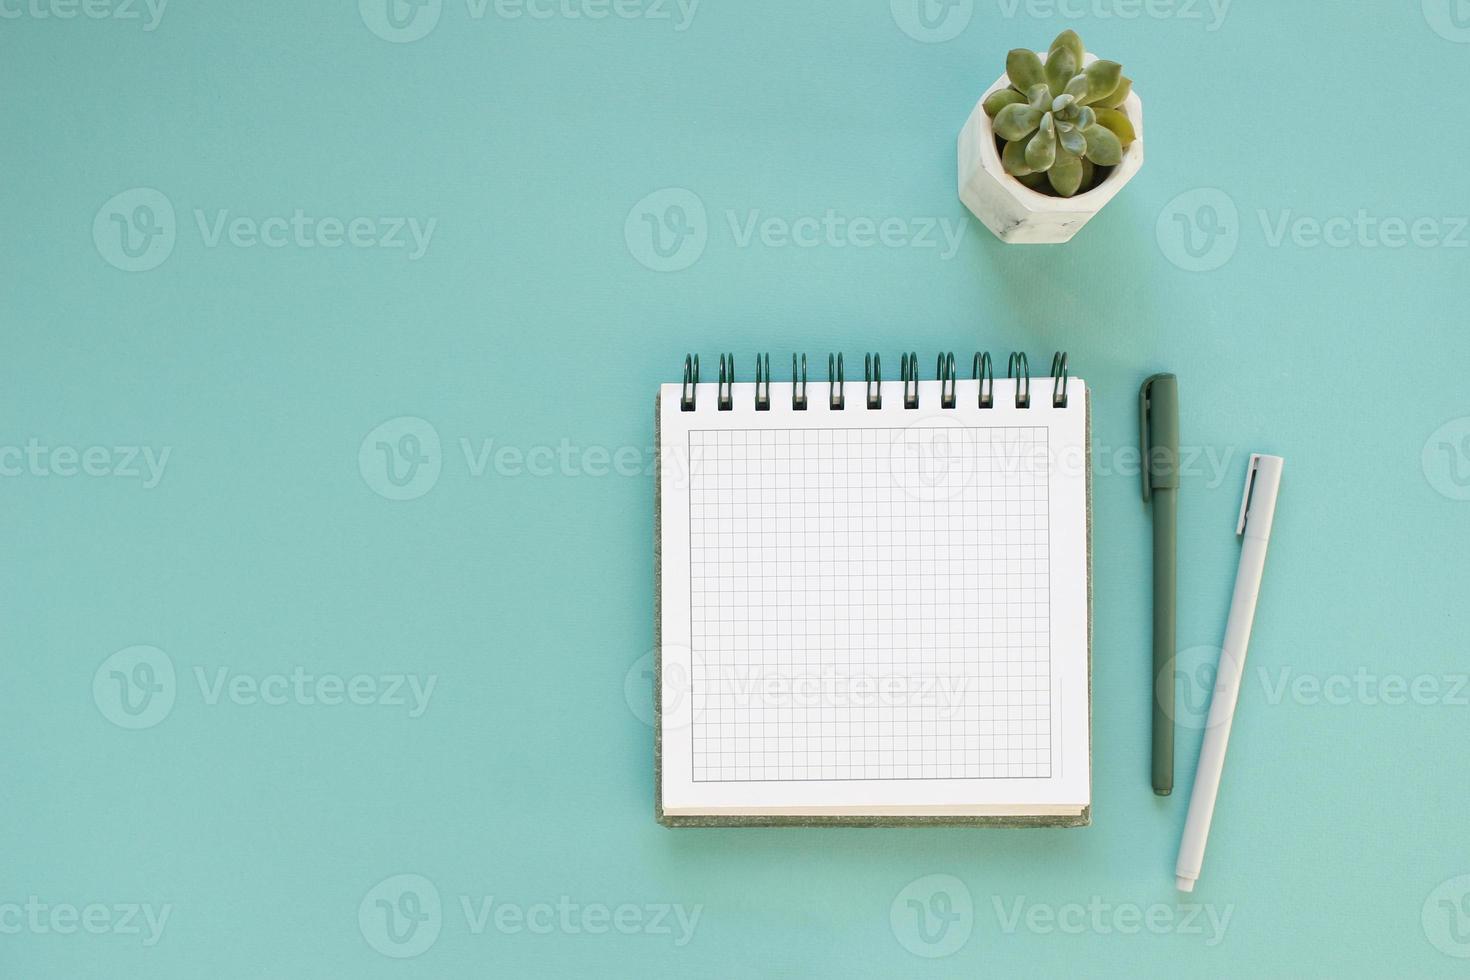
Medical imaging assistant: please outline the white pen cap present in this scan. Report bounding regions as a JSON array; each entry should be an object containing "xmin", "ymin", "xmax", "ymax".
[{"xmin": 1236, "ymin": 454, "xmax": 1284, "ymax": 541}]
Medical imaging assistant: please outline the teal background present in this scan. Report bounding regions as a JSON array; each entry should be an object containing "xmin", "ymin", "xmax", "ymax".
[{"xmin": 4, "ymin": 1, "xmax": 1470, "ymax": 976}]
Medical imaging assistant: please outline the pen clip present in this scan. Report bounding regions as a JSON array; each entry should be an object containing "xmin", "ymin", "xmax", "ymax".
[
  {"xmin": 1236, "ymin": 453, "xmax": 1262, "ymax": 536},
  {"xmin": 1139, "ymin": 379, "xmax": 1154, "ymax": 504}
]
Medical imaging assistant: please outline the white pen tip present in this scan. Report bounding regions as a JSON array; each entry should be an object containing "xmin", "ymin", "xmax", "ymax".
[{"xmin": 1175, "ymin": 876, "xmax": 1196, "ymax": 893}]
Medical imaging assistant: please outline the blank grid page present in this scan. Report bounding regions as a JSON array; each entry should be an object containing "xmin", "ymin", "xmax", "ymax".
[{"xmin": 688, "ymin": 425, "xmax": 1051, "ymax": 783}]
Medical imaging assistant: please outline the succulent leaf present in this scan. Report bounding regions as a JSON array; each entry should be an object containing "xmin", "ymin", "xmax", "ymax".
[
  {"xmin": 1025, "ymin": 115, "xmax": 1057, "ymax": 172},
  {"xmin": 983, "ymin": 88, "xmax": 1026, "ymax": 118},
  {"xmin": 1059, "ymin": 125, "xmax": 1087, "ymax": 156},
  {"xmin": 1006, "ymin": 49, "xmax": 1046, "ymax": 92},
  {"xmin": 1100, "ymin": 76, "xmax": 1132, "ymax": 109},
  {"xmin": 1076, "ymin": 105, "xmax": 1096, "ymax": 130},
  {"xmin": 1048, "ymin": 150, "xmax": 1084, "ymax": 197},
  {"xmin": 1083, "ymin": 124, "xmax": 1123, "ymax": 166},
  {"xmin": 1049, "ymin": 30, "xmax": 1086, "ymax": 74},
  {"xmin": 1064, "ymin": 73, "xmax": 1091, "ymax": 102},
  {"xmin": 1026, "ymin": 83, "xmax": 1051, "ymax": 111},
  {"xmin": 1093, "ymin": 107, "xmax": 1136, "ymax": 147},
  {"xmin": 1001, "ymin": 138, "xmax": 1033, "ymax": 176},
  {"xmin": 993, "ymin": 103, "xmax": 1042, "ymax": 141},
  {"xmin": 1045, "ymin": 47, "xmax": 1077, "ymax": 97},
  {"xmin": 1017, "ymin": 171, "xmax": 1050, "ymax": 191},
  {"xmin": 1079, "ymin": 60, "xmax": 1123, "ymax": 104}
]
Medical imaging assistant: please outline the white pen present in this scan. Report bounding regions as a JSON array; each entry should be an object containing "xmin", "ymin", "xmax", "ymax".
[{"xmin": 1175, "ymin": 453, "xmax": 1284, "ymax": 893}]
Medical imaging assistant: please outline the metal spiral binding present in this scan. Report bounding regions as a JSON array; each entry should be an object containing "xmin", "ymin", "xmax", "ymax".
[
  {"xmin": 973, "ymin": 352, "xmax": 994, "ymax": 408},
  {"xmin": 791, "ymin": 353, "xmax": 807, "ymax": 410},
  {"xmin": 1051, "ymin": 351, "xmax": 1069, "ymax": 408},
  {"xmin": 901, "ymin": 352, "xmax": 920, "ymax": 409},
  {"xmin": 753, "ymin": 353, "xmax": 771, "ymax": 411},
  {"xmin": 1008, "ymin": 352, "xmax": 1031, "ymax": 409},
  {"xmin": 937, "ymin": 352, "xmax": 956, "ymax": 409},
  {"xmin": 677, "ymin": 351, "xmax": 1069, "ymax": 411},
  {"xmin": 717, "ymin": 353, "xmax": 735, "ymax": 411},
  {"xmin": 864, "ymin": 353, "xmax": 882, "ymax": 409},
  {"xmin": 681, "ymin": 354, "xmax": 699, "ymax": 411}
]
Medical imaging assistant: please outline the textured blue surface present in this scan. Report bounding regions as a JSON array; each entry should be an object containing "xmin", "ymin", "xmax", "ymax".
[{"xmin": 3, "ymin": 1, "xmax": 1469, "ymax": 976}]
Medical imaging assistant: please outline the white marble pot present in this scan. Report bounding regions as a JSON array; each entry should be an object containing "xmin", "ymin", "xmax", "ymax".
[{"xmin": 958, "ymin": 54, "xmax": 1144, "ymax": 244}]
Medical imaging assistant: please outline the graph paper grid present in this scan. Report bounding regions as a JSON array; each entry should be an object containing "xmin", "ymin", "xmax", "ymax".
[{"xmin": 687, "ymin": 426, "xmax": 1051, "ymax": 783}]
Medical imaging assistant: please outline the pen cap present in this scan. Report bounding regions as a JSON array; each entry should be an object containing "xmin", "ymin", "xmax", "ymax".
[
  {"xmin": 1140, "ymin": 374, "xmax": 1180, "ymax": 502},
  {"xmin": 1237, "ymin": 454, "xmax": 1284, "ymax": 541}
]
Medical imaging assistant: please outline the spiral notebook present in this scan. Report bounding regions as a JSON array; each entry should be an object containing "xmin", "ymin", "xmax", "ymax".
[{"xmin": 655, "ymin": 352, "xmax": 1091, "ymax": 827}]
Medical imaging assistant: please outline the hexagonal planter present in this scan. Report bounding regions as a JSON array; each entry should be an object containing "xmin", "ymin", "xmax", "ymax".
[{"xmin": 958, "ymin": 54, "xmax": 1144, "ymax": 244}]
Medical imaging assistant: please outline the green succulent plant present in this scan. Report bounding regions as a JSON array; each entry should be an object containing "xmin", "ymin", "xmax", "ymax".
[{"xmin": 982, "ymin": 30, "xmax": 1137, "ymax": 198}]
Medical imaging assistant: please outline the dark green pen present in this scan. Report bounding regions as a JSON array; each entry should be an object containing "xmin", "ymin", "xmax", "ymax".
[{"xmin": 1141, "ymin": 374, "xmax": 1179, "ymax": 797}]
